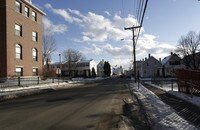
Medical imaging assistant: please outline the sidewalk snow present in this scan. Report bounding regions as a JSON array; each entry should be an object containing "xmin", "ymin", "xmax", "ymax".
[
  {"xmin": 0, "ymin": 81, "xmax": 84, "ymax": 101},
  {"xmin": 145, "ymin": 82, "xmax": 200, "ymax": 109},
  {"xmin": 0, "ymin": 81, "xmax": 82, "ymax": 93},
  {"xmin": 0, "ymin": 77, "xmax": 106, "ymax": 101},
  {"xmin": 129, "ymin": 83, "xmax": 198, "ymax": 130}
]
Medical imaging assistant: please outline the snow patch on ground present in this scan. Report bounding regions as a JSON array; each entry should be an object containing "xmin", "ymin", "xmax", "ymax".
[
  {"xmin": 145, "ymin": 82, "xmax": 200, "ymax": 109},
  {"xmin": 145, "ymin": 81, "xmax": 178, "ymax": 91},
  {"xmin": 129, "ymin": 83, "xmax": 198, "ymax": 130},
  {"xmin": 0, "ymin": 77, "xmax": 105, "ymax": 95}
]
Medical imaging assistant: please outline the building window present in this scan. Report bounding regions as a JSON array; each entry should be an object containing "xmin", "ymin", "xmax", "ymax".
[
  {"xmin": 32, "ymin": 48, "xmax": 37, "ymax": 61},
  {"xmin": 25, "ymin": 7, "xmax": 29, "ymax": 17},
  {"xmin": 33, "ymin": 68, "xmax": 38, "ymax": 76},
  {"xmin": 32, "ymin": 11, "xmax": 37, "ymax": 21},
  {"xmin": 32, "ymin": 32, "xmax": 37, "ymax": 42},
  {"xmin": 15, "ymin": 24, "xmax": 22, "ymax": 36},
  {"xmin": 16, "ymin": 44, "xmax": 22, "ymax": 59},
  {"xmin": 16, "ymin": 67, "xmax": 23, "ymax": 76},
  {"xmin": 15, "ymin": 1, "xmax": 22, "ymax": 13}
]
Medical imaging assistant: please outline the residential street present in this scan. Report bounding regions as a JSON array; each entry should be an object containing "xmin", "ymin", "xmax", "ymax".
[{"xmin": 0, "ymin": 78, "xmax": 133, "ymax": 130}]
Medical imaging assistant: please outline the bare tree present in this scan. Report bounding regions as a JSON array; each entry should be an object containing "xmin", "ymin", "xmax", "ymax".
[
  {"xmin": 63, "ymin": 49, "xmax": 85, "ymax": 76},
  {"xmin": 176, "ymin": 31, "xmax": 200, "ymax": 70},
  {"xmin": 42, "ymin": 28, "xmax": 56, "ymax": 68}
]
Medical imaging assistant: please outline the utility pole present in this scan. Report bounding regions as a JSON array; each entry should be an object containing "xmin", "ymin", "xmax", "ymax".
[
  {"xmin": 59, "ymin": 54, "xmax": 62, "ymax": 78},
  {"xmin": 124, "ymin": 26, "xmax": 140, "ymax": 83}
]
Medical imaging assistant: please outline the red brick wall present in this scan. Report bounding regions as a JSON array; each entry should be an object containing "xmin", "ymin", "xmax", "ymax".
[{"xmin": 0, "ymin": 0, "xmax": 43, "ymax": 77}]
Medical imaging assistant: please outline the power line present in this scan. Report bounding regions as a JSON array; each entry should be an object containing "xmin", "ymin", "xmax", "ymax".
[
  {"xmin": 124, "ymin": 0, "xmax": 149, "ymax": 83},
  {"xmin": 121, "ymin": 0, "xmax": 125, "ymax": 27},
  {"xmin": 135, "ymin": 0, "xmax": 149, "ymax": 44},
  {"xmin": 137, "ymin": 0, "xmax": 142, "ymax": 21},
  {"xmin": 138, "ymin": 0, "xmax": 145, "ymax": 25}
]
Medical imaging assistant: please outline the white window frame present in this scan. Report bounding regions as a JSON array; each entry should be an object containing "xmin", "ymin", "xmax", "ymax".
[
  {"xmin": 15, "ymin": 1, "xmax": 21, "ymax": 13},
  {"xmin": 16, "ymin": 67, "xmax": 23, "ymax": 76},
  {"xmin": 15, "ymin": 24, "xmax": 22, "ymax": 36},
  {"xmin": 32, "ymin": 68, "xmax": 38, "ymax": 76},
  {"xmin": 16, "ymin": 44, "xmax": 22, "ymax": 59},
  {"xmin": 32, "ymin": 48, "xmax": 37, "ymax": 61},
  {"xmin": 32, "ymin": 11, "xmax": 37, "ymax": 21},
  {"xmin": 25, "ymin": 7, "xmax": 29, "ymax": 17},
  {"xmin": 32, "ymin": 31, "xmax": 37, "ymax": 42}
]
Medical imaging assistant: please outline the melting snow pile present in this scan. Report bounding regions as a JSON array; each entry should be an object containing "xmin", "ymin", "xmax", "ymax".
[{"xmin": 129, "ymin": 83, "xmax": 198, "ymax": 130}]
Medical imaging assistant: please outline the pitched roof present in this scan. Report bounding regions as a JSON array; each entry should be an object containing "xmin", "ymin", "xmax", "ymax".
[
  {"xmin": 142, "ymin": 56, "xmax": 161, "ymax": 66},
  {"xmin": 162, "ymin": 53, "xmax": 181, "ymax": 65},
  {"xmin": 162, "ymin": 55, "xmax": 171, "ymax": 65}
]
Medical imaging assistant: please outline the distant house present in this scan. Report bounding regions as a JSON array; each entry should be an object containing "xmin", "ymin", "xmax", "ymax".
[
  {"xmin": 61, "ymin": 59, "xmax": 97, "ymax": 78},
  {"xmin": 140, "ymin": 54, "xmax": 162, "ymax": 78},
  {"xmin": 48, "ymin": 61, "xmax": 63, "ymax": 76},
  {"xmin": 113, "ymin": 66, "xmax": 123, "ymax": 76},
  {"xmin": 76, "ymin": 60, "xmax": 97, "ymax": 78},
  {"xmin": 162, "ymin": 53, "xmax": 184, "ymax": 77},
  {"xmin": 97, "ymin": 59, "xmax": 105, "ymax": 77}
]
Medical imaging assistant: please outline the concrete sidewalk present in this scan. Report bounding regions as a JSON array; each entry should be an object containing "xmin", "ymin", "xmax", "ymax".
[{"xmin": 129, "ymin": 83, "xmax": 198, "ymax": 130}]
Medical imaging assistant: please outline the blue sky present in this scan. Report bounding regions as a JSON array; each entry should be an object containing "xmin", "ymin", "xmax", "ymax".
[{"xmin": 33, "ymin": 0, "xmax": 200, "ymax": 69}]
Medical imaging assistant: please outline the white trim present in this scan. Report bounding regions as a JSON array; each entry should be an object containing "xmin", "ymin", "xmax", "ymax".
[
  {"xmin": 22, "ymin": 0, "xmax": 46, "ymax": 15},
  {"xmin": 16, "ymin": 66, "xmax": 24, "ymax": 68}
]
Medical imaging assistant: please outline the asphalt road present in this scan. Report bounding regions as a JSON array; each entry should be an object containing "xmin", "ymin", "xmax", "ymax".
[{"xmin": 0, "ymin": 78, "xmax": 131, "ymax": 130}]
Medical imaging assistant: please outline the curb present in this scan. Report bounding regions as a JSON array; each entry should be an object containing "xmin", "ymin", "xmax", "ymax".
[
  {"xmin": 0, "ymin": 88, "xmax": 55, "ymax": 102},
  {"xmin": 0, "ymin": 82, "xmax": 82, "ymax": 102}
]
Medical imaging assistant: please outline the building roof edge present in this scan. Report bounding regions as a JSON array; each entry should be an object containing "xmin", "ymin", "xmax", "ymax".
[{"xmin": 23, "ymin": 0, "xmax": 46, "ymax": 15}]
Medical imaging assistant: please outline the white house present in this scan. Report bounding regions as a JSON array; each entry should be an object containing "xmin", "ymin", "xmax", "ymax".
[
  {"xmin": 113, "ymin": 66, "xmax": 123, "ymax": 76},
  {"xmin": 162, "ymin": 53, "xmax": 184, "ymax": 77},
  {"xmin": 97, "ymin": 59, "xmax": 105, "ymax": 77},
  {"xmin": 140, "ymin": 54, "xmax": 162, "ymax": 78},
  {"xmin": 49, "ymin": 59, "xmax": 97, "ymax": 78},
  {"xmin": 76, "ymin": 59, "xmax": 97, "ymax": 78}
]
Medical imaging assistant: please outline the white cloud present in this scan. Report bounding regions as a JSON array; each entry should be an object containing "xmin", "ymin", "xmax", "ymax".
[
  {"xmin": 82, "ymin": 44, "xmax": 103, "ymax": 55},
  {"xmin": 44, "ymin": 5, "xmax": 176, "ymax": 69},
  {"xmin": 105, "ymin": 11, "xmax": 111, "ymax": 16},
  {"xmin": 103, "ymin": 44, "xmax": 132, "ymax": 56},
  {"xmin": 110, "ymin": 58, "xmax": 132, "ymax": 69},
  {"xmin": 42, "ymin": 17, "xmax": 67, "ymax": 35},
  {"xmin": 45, "ymin": 3, "xmax": 82, "ymax": 23},
  {"xmin": 45, "ymin": 4, "xmax": 137, "ymax": 42},
  {"xmin": 136, "ymin": 34, "xmax": 176, "ymax": 60}
]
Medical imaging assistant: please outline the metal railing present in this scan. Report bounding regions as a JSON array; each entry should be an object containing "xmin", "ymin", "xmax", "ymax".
[
  {"xmin": 140, "ymin": 77, "xmax": 178, "ymax": 91},
  {"xmin": 0, "ymin": 77, "xmax": 70, "ymax": 88}
]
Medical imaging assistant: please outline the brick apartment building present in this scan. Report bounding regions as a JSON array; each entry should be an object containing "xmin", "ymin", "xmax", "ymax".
[{"xmin": 0, "ymin": 0, "xmax": 45, "ymax": 77}]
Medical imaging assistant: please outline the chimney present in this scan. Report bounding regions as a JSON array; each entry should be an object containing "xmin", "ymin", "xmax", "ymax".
[
  {"xmin": 171, "ymin": 52, "xmax": 173, "ymax": 55},
  {"xmin": 159, "ymin": 58, "xmax": 161, "ymax": 62},
  {"xmin": 148, "ymin": 53, "xmax": 151, "ymax": 58}
]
